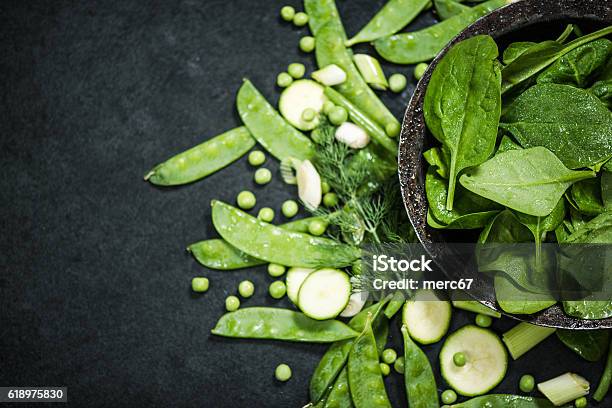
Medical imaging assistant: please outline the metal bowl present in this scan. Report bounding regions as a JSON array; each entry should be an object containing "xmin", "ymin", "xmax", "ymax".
[{"xmin": 398, "ymin": 0, "xmax": 612, "ymax": 329}]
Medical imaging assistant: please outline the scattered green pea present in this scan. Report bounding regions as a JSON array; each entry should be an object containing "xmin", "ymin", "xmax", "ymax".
[
  {"xmin": 248, "ymin": 150, "xmax": 266, "ymax": 166},
  {"xmin": 288, "ymin": 63, "xmax": 306, "ymax": 79},
  {"xmin": 414, "ymin": 62, "xmax": 428, "ymax": 81},
  {"xmin": 299, "ymin": 36, "xmax": 315, "ymax": 53},
  {"xmin": 269, "ymin": 280, "xmax": 287, "ymax": 299},
  {"xmin": 321, "ymin": 181, "xmax": 330, "ymax": 194},
  {"xmin": 236, "ymin": 190, "xmax": 256, "ymax": 210},
  {"xmin": 519, "ymin": 374, "xmax": 535, "ymax": 393},
  {"xmin": 238, "ymin": 280, "xmax": 255, "ymax": 298},
  {"xmin": 254, "ymin": 168, "xmax": 272, "ymax": 185},
  {"xmin": 191, "ymin": 277, "xmax": 209, "ymax": 293},
  {"xmin": 277, "ymin": 72, "xmax": 293, "ymax": 88},
  {"xmin": 275, "ymin": 363, "xmax": 292, "ymax": 381},
  {"xmin": 379, "ymin": 362, "xmax": 390, "ymax": 376},
  {"xmin": 281, "ymin": 200, "xmax": 299, "ymax": 218},
  {"xmin": 393, "ymin": 356, "xmax": 405, "ymax": 374},
  {"xmin": 280, "ymin": 6, "xmax": 295, "ymax": 21},
  {"xmin": 441, "ymin": 390, "xmax": 458, "ymax": 405},
  {"xmin": 328, "ymin": 106, "xmax": 348, "ymax": 125},
  {"xmin": 225, "ymin": 295, "xmax": 240, "ymax": 312},
  {"xmin": 293, "ymin": 12, "xmax": 308, "ymax": 27},
  {"xmin": 323, "ymin": 192, "xmax": 339, "ymax": 207},
  {"xmin": 453, "ymin": 352, "xmax": 466, "ymax": 367},
  {"xmin": 381, "ymin": 348, "xmax": 397, "ymax": 364},
  {"xmin": 475, "ymin": 313, "xmax": 493, "ymax": 328},
  {"xmin": 385, "ymin": 121, "xmax": 400, "ymax": 137},
  {"xmin": 268, "ymin": 263, "xmax": 286, "ymax": 277},
  {"xmin": 574, "ymin": 397, "xmax": 587, "ymax": 408},
  {"xmin": 301, "ymin": 108, "xmax": 316, "ymax": 122},
  {"xmin": 308, "ymin": 219, "xmax": 327, "ymax": 236},
  {"xmin": 323, "ymin": 101, "xmax": 336, "ymax": 115},
  {"xmin": 258, "ymin": 207, "xmax": 275, "ymax": 223},
  {"xmin": 389, "ymin": 73, "xmax": 407, "ymax": 93}
]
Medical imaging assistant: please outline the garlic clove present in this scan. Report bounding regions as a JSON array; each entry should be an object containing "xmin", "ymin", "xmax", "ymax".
[
  {"xmin": 335, "ymin": 122, "xmax": 370, "ymax": 149},
  {"xmin": 297, "ymin": 159, "xmax": 322, "ymax": 210}
]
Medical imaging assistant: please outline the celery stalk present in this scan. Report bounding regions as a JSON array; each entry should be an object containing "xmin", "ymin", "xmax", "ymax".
[
  {"xmin": 537, "ymin": 372, "xmax": 589, "ymax": 406},
  {"xmin": 502, "ymin": 322, "xmax": 556, "ymax": 359}
]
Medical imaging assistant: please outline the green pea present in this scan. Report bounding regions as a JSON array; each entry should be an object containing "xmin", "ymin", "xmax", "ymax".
[
  {"xmin": 282, "ymin": 200, "xmax": 299, "ymax": 218},
  {"xmin": 323, "ymin": 101, "xmax": 336, "ymax": 115},
  {"xmin": 308, "ymin": 219, "xmax": 327, "ymax": 236},
  {"xmin": 238, "ymin": 280, "xmax": 255, "ymax": 298},
  {"xmin": 385, "ymin": 121, "xmax": 400, "ymax": 137},
  {"xmin": 453, "ymin": 352, "xmax": 466, "ymax": 367},
  {"xmin": 574, "ymin": 397, "xmax": 587, "ymax": 408},
  {"xmin": 191, "ymin": 277, "xmax": 209, "ymax": 293},
  {"xmin": 389, "ymin": 73, "xmax": 407, "ymax": 93},
  {"xmin": 254, "ymin": 168, "xmax": 272, "ymax": 185},
  {"xmin": 323, "ymin": 192, "xmax": 339, "ymax": 207},
  {"xmin": 236, "ymin": 190, "xmax": 256, "ymax": 210},
  {"xmin": 441, "ymin": 390, "xmax": 457, "ymax": 405},
  {"xmin": 475, "ymin": 313, "xmax": 493, "ymax": 328},
  {"xmin": 321, "ymin": 181, "xmax": 330, "ymax": 194},
  {"xmin": 379, "ymin": 362, "xmax": 390, "ymax": 376},
  {"xmin": 381, "ymin": 348, "xmax": 397, "ymax": 364},
  {"xmin": 258, "ymin": 207, "xmax": 275, "ymax": 223},
  {"xmin": 519, "ymin": 374, "xmax": 535, "ymax": 393},
  {"xmin": 268, "ymin": 263, "xmax": 286, "ymax": 277},
  {"xmin": 288, "ymin": 63, "xmax": 306, "ymax": 79},
  {"xmin": 414, "ymin": 63, "xmax": 428, "ymax": 81},
  {"xmin": 293, "ymin": 12, "xmax": 308, "ymax": 27},
  {"xmin": 299, "ymin": 36, "xmax": 315, "ymax": 53},
  {"xmin": 277, "ymin": 72, "xmax": 293, "ymax": 88},
  {"xmin": 328, "ymin": 106, "xmax": 348, "ymax": 125},
  {"xmin": 301, "ymin": 108, "xmax": 316, "ymax": 122},
  {"xmin": 248, "ymin": 150, "xmax": 266, "ymax": 166},
  {"xmin": 225, "ymin": 295, "xmax": 240, "ymax": 312},
  {"xmin": 275, "ymin": 363, "xmax": 292, "ymax": 381},
  {"xmin": 269, "ymin": 280, "xmax": 287, "ymax": 299},
  {"xmin": 280, "ymin": 6, "xmax": 295, "ymax": 21},
  {"xmin": 393, "ymin": 356, "xmax": 405, "ymax": 374}
]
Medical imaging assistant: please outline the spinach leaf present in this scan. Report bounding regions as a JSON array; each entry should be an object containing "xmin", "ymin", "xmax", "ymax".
[
  {"xmin": 500, "ymin": 83, "xmax": 612, "ymax": 169},
  {"xmin": 564, "ymin": 301, "xmax": 612, "ymax": 320},
  {"xmin": 563, "ymin": 211, "xmax": 612, "ymax": 244},
  {"xmin": 603, "ymin": 161, "xmax": 612, "ymax": 211},
  {"xmin": 496, "ymin": 135, "xmax": 521, "ymax": 154},
  {"xmin": 537, "ymin": 39, "xmax": 612, "ymax": 87},
  {"xmin": 424, "ymin": 35, "xmax": 501, "ymax": 211},
  {"xmin": 514, "ymin": 198, "xmax": 565, "ymax": 265},
  {"xmin": 502, "ymin": 42, "xmax": 536, "ymax": 65},
  {"xmin": 589, "ymin": 79, "xmax": 612, "ymax": 108},
  {"xmin": 495, "ymin": 273, "xmax": 557, "ymax": 315},
  {"xmin": 556, "ymin": 329, "xmax": 610, "ymax": 362},
  {"xmin": 570, "ymin": 178, "xmax": 605, "ymax": 216},
  {"xmin": 459, "ymin": 147, "xmax": 595, "ymax": 216},
  {"xmin": 423, "ymin": 147, "xmax": 449, "ymax": 179},
  {"xmin": 478, "ymin": 210, "xmax": 533, "ymax": 244}
]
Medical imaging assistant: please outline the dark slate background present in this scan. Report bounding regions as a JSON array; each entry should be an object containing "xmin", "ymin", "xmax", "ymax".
[{"xmin": 0, "ymin": 0, "xmax": 608, "ymax": 407}]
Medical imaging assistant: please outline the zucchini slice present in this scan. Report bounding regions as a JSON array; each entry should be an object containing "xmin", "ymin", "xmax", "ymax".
[
  {"xmin": 403, "ymin": 290, "xmax": 452, "ymax": 344},
  {"xmin": 286, "ymin": 267, "xmax": 315, "ymax": 305},
  {"xmin": 279, "ymin": 79, "xmax": 326, "ymax": 131},
  {"xmin": 297, "ymin": 268, "xmax": 351, "ymax": 320}
]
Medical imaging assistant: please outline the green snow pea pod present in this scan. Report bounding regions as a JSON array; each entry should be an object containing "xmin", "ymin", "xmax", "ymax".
[
  {"xmin": 212, "ymin": 200, "xmax": 359, "ymax": 268},
  {"xmin": 594, "ymin": 337, "xmax": 612, "ymax": 401},
  {"xmin": 145, "ymin": 127, "xmax": 255, "ymax": 186},
  {"xmin": 304, "ymin": 0, "xmax": 345, "ymax": 38},
  {"xmin": 449, "ymin": 394, "xmax": 558, "ymax": 407},
  {"xmin": 374, "ymin": 0, "xmax": 508, "ymax": 64},
  {"xmin": 434, "ymin": 0, "xmax": 470, "ymax": 20},
  {"xmin": 401, "ymin": 325, "xmax": 439, "ymax": 408},
  {"xmin": 211, "ymin": 307, "xmax": 359, "ymax": 343},
  {"xmin": 323, "ymin": 368, "xmax": 352, "ymax": 408},
  {"xmin": 237, "ymin": 79, "xmax": 314, "ymax": 161},
  {"xmin": 345, "ymin": 0, "xmax": 430, "ymax": 46},
  {"xmin": 348, "ymin": 315, "xmax": 392, "ymax": 408}
]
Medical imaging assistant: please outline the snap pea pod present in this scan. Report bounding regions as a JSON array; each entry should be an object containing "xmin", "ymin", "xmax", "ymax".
[
  {"xmin": 323, "ymin": 369, "xmax": 352, "ymax": 408},
  {"xmin": 345, "ymin": 0, "xmax": 430, "ymax": 46},
  {"xmin": 211, "ymin": 307, "xmax": 359, "ymax": 343},
  {"xmin": 145, "ymin": 127, "xmax": 255, "ymax": 186},
  {"xmin": 304, "ymin": 0, "xmax": 345, "ymax": 38},
  {"xmin": 188, "ymin": 216, "xmax": 326, "ymax": 270},
  {"xmin": 449, "ymin": 394, "xmax": 559, "ymax": 407},
  {"xmin": 373, "ymin": 0, "xmax": 508, "ymax": 64},
  {"xmin": 594, "ymin": 337, "xmax": 612, "ymax": 401},
  {"xmin": 348, "ymin": 315, "xmax": 392, "ymax": 408},
  {"xmin": 236, "ymin": 79, "xmax": 314, "ymax": 161},
  {"xmin": 401, "ymin": 325, "xmax": 439, "ymax": 408},
  {"xmin": 212, "ymin": 200, "xmax": 359, "ymax": 268},
  {"xmin": 383, "ymin": 291, "xmax": 405, "ymax": 318},
  {"xmin": 323, "ymin": 87, "xmax": 397, "ymax": 156},
  {"xmin": 434, "ymin": 0, "xmax": 470, "ymax": 20}
]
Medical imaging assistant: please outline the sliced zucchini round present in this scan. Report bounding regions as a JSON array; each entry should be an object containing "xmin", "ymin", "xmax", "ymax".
[
  {"xmin": 440, "ymin": 325, "xmax": 508, "ymax": 396},
  {"xmin": 403, "ymin": 290, "xmax": 451, "ymax": 344},
  {"xmin": 297, "ymin": 268, "xmax": 351, "ymax": 320},
  {"xmin": 286, "ymin": 267, "xmax": 315, "ymax": 305},
  {"xmin": 279, "ymin": 79, "xmax": 326, "ymax": 131}
]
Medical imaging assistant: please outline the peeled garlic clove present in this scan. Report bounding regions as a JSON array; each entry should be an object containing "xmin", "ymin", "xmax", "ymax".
[
  {"xmin": 297, "ymin": 159, "xmax": 322, "ymax": 210},
  {"xmin": 335, "ymin": 122, "xmax": 370, "ymax": 149},
  {"xmin": 340, "ymin": 291, "xmax": 369, "ymax": 317}
]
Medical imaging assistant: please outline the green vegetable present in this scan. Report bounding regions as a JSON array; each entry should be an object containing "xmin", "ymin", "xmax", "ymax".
[
  {"xmin": 248, "ymin": 150, "xmax": 266, "ymax": 166},
  {"xmin": 594, "ymin": 337, "xmax": 612, "ymax": 401},
  {"xmin": 288, "ymin": 62, "xmax": 306, "ymax": 79},
  {"xmin": 381, "ymin": 348, "xmax": 397, "ymax": 364},
  {"xmin": 321, "ymin": 180, "xmax": 330, "ymax": 194},
  {"xmin": 236, "ymin": 190, "xmax": 256, "ymax": 210},
  {"xmin": 268, "ymin": 263, "xmax": 286, "ymax": 277},
  {"xmin": 537, "ymin": 372, "xmax": 589, "ymax": 406},
  {"xmin": 212, "ymin": 307, "xmax": 359, "ymax": 343},
  {"xmin": 191, "ymin": 277, "xmax": 209, "ymax": 293},
  {"xmin": 442, "ymin": 389, "xmax": 458, "ymax": 404},
  {"xmin": 282, "ymin": 200, "xmax": 299, "ymax": 218},
  {"xmin": 449, "ymin": 394, "xmax": 557, "ymax": 407},
  {"xmin": 280, "ymin": 6, "xmax": 295, "ymax": 21},
  {"xmin": 254, "ymin": 168, "xmax": 272, "ymax": 185},
  {"xmin": 514, "ymin": 198, "xmax": 565, "ymax": 265},
  {"xmin": 238, "ymin": 280, "xmax": 254, "ymax": 298},
  {"xmin": 556, "ymin": 329, "xmax": 610, "ymax": 362},
  {"xmin": 451, "ymin": 300, "xmax": 501, "ymax": 318},
  {"xmin": 298, "ymin": 268, "xmax": 350, "ymax": 320},
  {"xmin": 300, "ymin": 36, "xmax": 316, "ymax": 53},
  {"xmin": 237, "ymin": 80, "xmax": 314, "ymax": 161},
  {"xmin": 414, "ymin": 63, "xmax": 428, "ymax": 80},
  {"xmin": 293, "ymin": 12, "xmax": 309, "ymax": 27},
  {"xmin": 403, "ymin": 290, "xmax": 452, "ymax": 344},
  {"xmin": 503, "ymin": 42, "xmax": 537, "ymax": 65},
  {"xmin": 520, "ymin": 374, "xmax": 535, "ymax": 393},
  {"xmin": 379, "ymin": 362, "xmax": 390, "ymax": 376},
  {"xmin": 570, "ymin": 178, "xmax": 605, "ymax": 216},
  {"xmin": 574, "ymin": 397, "xmax": 587, "ymax": 408},
  {"xmin": 275, "ymin": 363, "xmax": 292, "ymax": 381},
  {"xmin": 308, "ymin": 219, "xmax": 327, "ymax": 236},
  {"xmin": 424, "ymin": 35, "xmax": 502, "ymax": 210},
  {"xmin": 374, "ymin": 0, "xmax": 508, "ymax": 64},
  {"xmin": 401, "ymin": 325, "xmax": 439, "ymax": 408},
  {"xmin": 460, "ymin": 147, "xmax": 595, "ymax": 216},
  {"xmin": 346, "ymin": 0, "xmax": 430, "ymax": 46},
  {"xmin": 475, "ymin": 314, "xmax": 493, "ymax": 328},
  {"xmin": 502, "ymin": 322, "xmax": 556, "ymax": 360},
  {"xmin": 257, "ymin": 207, "xmax": 275, "ymax": 223},
  {"xmin": 385, "ymin": 121, "xmax": 400, "ymax": 137},
  {"xmin": 323, "ymin": 192, "xmax": 339, "ymax": 207},
  {"xmin": 302, "ymin": 108, "xmax": 317, "ymax": 122},
  {"xmin": 144, "ymin": 127, "xmax": 255, "ymax": 186},
  {"xmin": 453, "ymin": 352, "xmax": 466, "ymax": 367},
  {"xmin": 590, "ymin": 79, "xmax": 612, "ymax": 108},
  {"xmin": 277, "ymin": 72, "xmax": 293, "ymax": 87},
  {"xmin": 434, "ymin": 0, "xmax": 470, "ymax": 20},
  {"xmin": 394, "ymin": 356, "xmax": 405, "ymax": 374},
  {"xmin": 269, "ymin": 280, "xmax": 287, "ymax": 299},
  {"xmin": 500, "ymin": 83, "xmax": 612, "ymax": 169},
  {"xmin": 225, "ymin": 295, "xmax": 240, "ymax": 312},
  {"xmin": 389, "ymin": 73, "xmax": 407, "ymax": 93},
  {"xmin": 353, "ymin": 54, "xmax": 389, "ymax": 90},
  {"xmin": 328, "ymin": 106, "xmax": 348, "ymax": 125}
]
